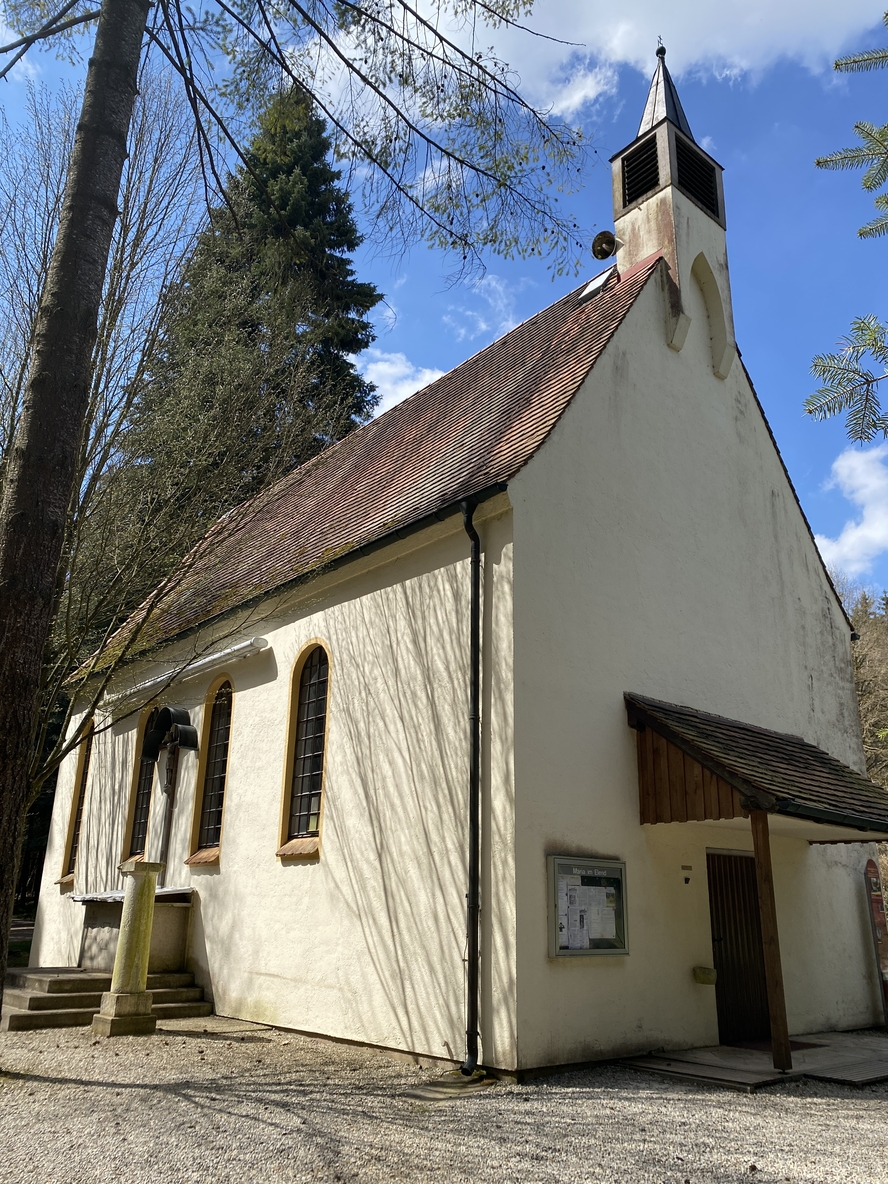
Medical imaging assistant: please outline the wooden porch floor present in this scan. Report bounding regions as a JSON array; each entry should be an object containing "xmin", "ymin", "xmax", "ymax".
[{"xmin": 622, "ymin": 1028, "xmax": 888, "ymax": 1092}]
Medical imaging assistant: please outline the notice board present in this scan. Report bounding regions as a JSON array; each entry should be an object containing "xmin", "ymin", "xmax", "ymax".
[{"xmin": 548, "ymin": 855, "xmax": 627, "ymax": 957}]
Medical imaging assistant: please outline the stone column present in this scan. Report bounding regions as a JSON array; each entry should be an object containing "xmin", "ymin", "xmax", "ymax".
[{"xmin": 91, "ymin": 859, "xmax": 164, "ymax": 1037}]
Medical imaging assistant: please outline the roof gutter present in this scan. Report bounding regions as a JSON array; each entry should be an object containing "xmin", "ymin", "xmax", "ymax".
[
  {"xmin": 349, "ymin": 482, "xmax": 508, "ymax": 561},
  {"xmin": 773, "ymin": 799, "xmax": 888, "ymax": 836},
  {"xmin": 103, "ymin": 637, "xmax": 268, "ymax": 710}
]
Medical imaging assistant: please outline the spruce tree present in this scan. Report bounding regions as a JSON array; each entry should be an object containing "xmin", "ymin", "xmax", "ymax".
[
  {"xmin": 130, "ymin": 89, "xmax": 382, "ymax": 511},
  {"xmin": 246, "ymin": 88, "xmax": 382, "ymax": 427}
]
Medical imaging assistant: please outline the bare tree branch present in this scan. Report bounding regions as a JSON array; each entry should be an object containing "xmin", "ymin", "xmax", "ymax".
[
  {"xmin": 0, "ymin": 6, "xmax": 99, "ymax": 55},
  {"xmin": 0, "ymin": 1, "xmax": 99, "ymax": 81}
]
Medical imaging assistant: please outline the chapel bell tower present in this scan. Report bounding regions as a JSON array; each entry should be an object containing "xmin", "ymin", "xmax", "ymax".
[{"xmin": 610, "ymin": 47, "xmax": 735, "ymax": 379}]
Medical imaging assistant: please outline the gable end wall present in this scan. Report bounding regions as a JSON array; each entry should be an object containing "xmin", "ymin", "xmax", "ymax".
[{"xmin": 509, "ymin": 268, "xmax": 877, "ymax": 1068}]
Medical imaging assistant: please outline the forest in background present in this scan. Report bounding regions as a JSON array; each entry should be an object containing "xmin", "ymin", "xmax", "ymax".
[{"xmin": 833, "ymin": 573, "xmax": 888, "ymax": 884}]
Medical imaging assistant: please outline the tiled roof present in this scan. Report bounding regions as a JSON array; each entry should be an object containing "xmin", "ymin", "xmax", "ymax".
[
  {"xmin": 626, "ymin": 693, "xmax": 888, "ymax": 833},
  {"xmin": 112, "ymin": 256, "xmax": 662, "ymax": 661}
]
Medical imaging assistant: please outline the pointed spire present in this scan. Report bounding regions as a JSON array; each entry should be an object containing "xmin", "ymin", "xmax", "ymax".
[{"xmin": 637, "ymin": 45, "xmax": 694, "ymax": 141}]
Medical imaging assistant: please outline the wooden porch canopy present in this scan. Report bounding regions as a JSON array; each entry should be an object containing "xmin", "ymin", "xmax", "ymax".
[
  {"xmin": 625, "ymin": 692, "xmax": 888, "ymax": 1074},
  {"xmin": 624, "ymin": 693, "xmax": 888, "ymax": 834}
]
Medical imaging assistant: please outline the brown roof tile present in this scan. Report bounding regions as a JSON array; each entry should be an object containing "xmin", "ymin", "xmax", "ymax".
[
  {"xmin": 113, "ymin": 256, "xmax": 662, "ymax": 660},
  {"xmin": 626, "ymin": 693, "xmax": 888, "ymax": 833}
]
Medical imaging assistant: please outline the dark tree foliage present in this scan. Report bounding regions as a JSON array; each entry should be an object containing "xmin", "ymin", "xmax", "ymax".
[
  {"xmin": 245, "ymin": 89, "xmax": 381, "ymax": 426},
  {"xmin": 131, "ymin": 89, "xmax": 382, "ymax": 508}
]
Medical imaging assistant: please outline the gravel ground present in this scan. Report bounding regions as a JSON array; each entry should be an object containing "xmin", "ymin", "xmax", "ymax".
[{"xmin": 2, "ymin": 1017, "xmax": 887, "ymax": 1184}]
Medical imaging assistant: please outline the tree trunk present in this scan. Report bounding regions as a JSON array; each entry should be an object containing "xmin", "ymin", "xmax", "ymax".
[{"xmin": 0, "ymin": 0, "xmax": 149, "ymax": 1006}]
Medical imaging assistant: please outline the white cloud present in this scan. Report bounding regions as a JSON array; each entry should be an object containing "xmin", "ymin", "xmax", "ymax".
[
  {"xmin": 547, "ymin": 63, "xmax": 619, "ymax": 119},
  {"xmin": 816, "ymin": 444, "xmax": 888, "ymax": 576},
  {"xmin": 443, "ymin": 273, "xmax": 531, "ymax": 344},
  {"xmin": 359, "ymin": 349, "xmax": 445, "ymax": 415},
  {"xmin": 485, "ymin": 0, "xmax": 882, "ymax": 115},
  {"xmin": 283, "ymin": 1, "xmax": 884, "ymax": 141}
]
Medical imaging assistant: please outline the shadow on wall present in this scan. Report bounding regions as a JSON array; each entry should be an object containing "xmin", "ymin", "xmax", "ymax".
[
  {"xmin": 186, "ymin": 890, "xmax": 213, "ymax": 1003},
  {"xmin": 76, "ymin": 715, "xmax": 144, "ymax": 898},
  {"xmin": 311, "ymin": 524, "xmax": 515, "ymax": 1063}
]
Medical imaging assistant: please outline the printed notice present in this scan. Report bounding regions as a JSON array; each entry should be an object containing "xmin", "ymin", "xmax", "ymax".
[
  {"xmin": 603, "ymin": 886, "xmax": 617, "ymax": 939},
  {"xmin": 557, "ymin": 874, "xmax": 579, "ymax": 948},
  {"xmin": 552, "ymin": 860, "xmax": 625, "ymax": 955},
  {"xmin": 561, "ymin": 879, "xmax": 612, "ymax": 946},
  {"xmin": 568, "ymin": 925, "xmax": 588, "ymax": 949}
]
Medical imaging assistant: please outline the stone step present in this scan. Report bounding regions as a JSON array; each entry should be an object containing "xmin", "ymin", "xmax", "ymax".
[
  {"xmin": 147, "ymin": 973, "xmax": 196, "ymax": 991},
  {"xmin": 1, "ymin": 967, "xmax": 211, "ymax": 1031},
  {"xmin": 153, "ymin": 1001, "xmax": 213, "ymax": 1019},
  {"xmin": 5, "ymin": 969, "xmax": 112, "ymax": 995},
  {"xmin": 4, "ymin": 968, "xmax": 195, "ymax": 994},
  {"xmin": 1, "ymin": 1005, "xmax": 98, "ymax": 1031},
  {"xmin": 1, "ymin": 995, "xmax": 212, "ymax": 1031},
  {"xmin": 3, "ymin": 988, "xmax": 104, "ymax": 1011},
  {"xmin": 3, "ymin": 985, "xmax": 204, "ymax": 1012},
  {"xmin": 149, "ymin": 987, "xmax": 204, "ymax": 1005}
]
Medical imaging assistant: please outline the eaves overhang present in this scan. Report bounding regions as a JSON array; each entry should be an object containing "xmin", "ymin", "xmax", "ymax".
[
  {"xmin": 626, "ymin": 692, "xmax": 888, "ymax": 836},
  {"xmin": 94, "ymin": 481, "xmax": 510, "ymax": 688}
]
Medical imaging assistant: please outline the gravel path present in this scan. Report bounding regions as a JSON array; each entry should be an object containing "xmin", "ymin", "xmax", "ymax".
[{"xmin": 2, "ymin": 1017, "xmax": 887, "ymax": 1184}]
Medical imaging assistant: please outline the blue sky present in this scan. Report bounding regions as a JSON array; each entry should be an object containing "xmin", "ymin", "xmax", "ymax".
[{"xmin": 3, "ymin": 1, "xmax": 888, "ymax": 590}]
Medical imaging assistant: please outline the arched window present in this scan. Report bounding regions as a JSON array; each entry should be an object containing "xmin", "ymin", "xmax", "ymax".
[
  {"xmin": 287, "ymin": 647, "xmax": 329, "ymax": 839},
  {"xmin": 65, "ymin": 725, "xmax": 94, "ymax": 876},
  {"xmin": 196, "ymin": 681, "xmax": 233, "ymax": 851},
  {"xmin": 127, "ymin": 709, "xmax": 158, "ymax": 858}
]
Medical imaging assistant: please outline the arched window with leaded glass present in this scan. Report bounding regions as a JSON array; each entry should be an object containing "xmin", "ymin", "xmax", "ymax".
[
  {"xmin": 127, "ymin": 708, "xmax": 158, "ymax": 858},
  {"xmin": 285, "ymin": 647, "xmax": 330, "ymax": 843},
  {"xmin": 192, "ymin": 680, "xmax": 233, "ymax": 858},
  {"xmin": 63, "ymin": 724, "xmax": 94, "ymax": 879}
]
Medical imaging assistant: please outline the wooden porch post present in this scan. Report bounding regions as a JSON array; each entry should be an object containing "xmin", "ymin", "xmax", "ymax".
[{"xmin": 750, "ymin": 809, "xmax": 792, "ymax": 1071}]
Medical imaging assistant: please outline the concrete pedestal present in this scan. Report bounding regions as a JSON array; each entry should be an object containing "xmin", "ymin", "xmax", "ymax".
[
  {"xmin": 91, "ymin": 991, "xmax": 156, "ymax": 1036},
  {"xmin": 91, "ymin": 860, "xmax": 163, "ymax": 1038}
]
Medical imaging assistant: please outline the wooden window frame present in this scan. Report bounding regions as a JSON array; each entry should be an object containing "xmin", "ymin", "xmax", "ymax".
[
  {"xmin": 121, "ymin": 708, "xmax": 158, "ymax": 862},
  {"xmin": 59, "ymin": 723, "xmax": 95, "ymax": 883},
  {"xmin": 186, "ymin": 675, "xmax": 235, "ymax": 866},
  {"xmin": 277, "ymin": 641, "xmax": 331, "ymax": 860}
]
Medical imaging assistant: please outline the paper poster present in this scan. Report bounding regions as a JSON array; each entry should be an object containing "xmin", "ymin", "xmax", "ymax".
[
  {"xmin": 552, "ymin": 858, "xmax": 626, "ymax": 956},
  {"xmin": 557, "ymin": 874, "xmax": 578, "ymax": 948},
  {"xmin": 559, "ymin": 877, "xmax": 618, "ymax": 945}
]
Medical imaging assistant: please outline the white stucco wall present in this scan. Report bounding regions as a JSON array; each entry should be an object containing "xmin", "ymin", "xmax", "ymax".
[
  {"xmin": 30, "ymin": 706, "xmax": 149, "ymax": 969},
  {"xmin": 509, "ymin": 265, "xmax": 880, "ymax": 1068},
  {"xmin": 33, "ymin": 502, "xmax": 517, "ymax": 1068}
]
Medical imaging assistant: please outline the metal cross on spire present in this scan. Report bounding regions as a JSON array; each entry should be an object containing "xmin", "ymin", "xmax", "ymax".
[{"xmin": 637, "ymin": 44, "xmax": 694, "ymax": 142}]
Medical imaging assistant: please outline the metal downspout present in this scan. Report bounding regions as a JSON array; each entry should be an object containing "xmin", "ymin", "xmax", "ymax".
[{"xmin": 460, "ymin": 500, "xmax": 481, "ymax": 1075}]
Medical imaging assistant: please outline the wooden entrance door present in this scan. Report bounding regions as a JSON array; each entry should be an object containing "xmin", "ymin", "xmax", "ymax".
[{"xmin": 706, "ymin": 852, "xmax": 770, "ymax": 1044}]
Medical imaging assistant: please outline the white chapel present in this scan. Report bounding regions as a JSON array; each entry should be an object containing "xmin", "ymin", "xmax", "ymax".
[{"xmin": 13, "ymin": 49, "xmax": 888, "ymax": 1075}]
